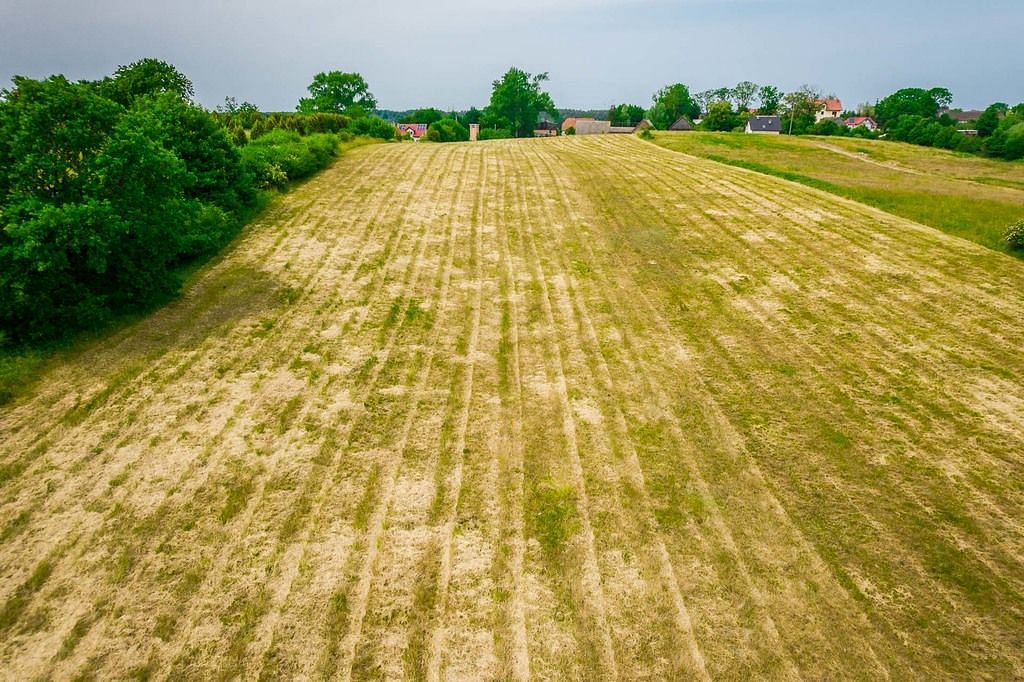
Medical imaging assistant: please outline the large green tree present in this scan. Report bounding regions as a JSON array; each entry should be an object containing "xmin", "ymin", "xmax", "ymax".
[
  {"xmin": 297, "ymin": 71, "xmax": 377, "ymax": 117},
  {"xmin": 758, "ymin": 85, "xmax": 783, "ymax": 115},
  {"xmin": 875, "ymin": 87, "xmax": 953, "ymax": 127},
  {"xmin": 485, "ymin": 67, "xmax": 556, "ymax": 138},
  {"xmin": 731, "ymin": 81, "xmax": 759, "ymax": 111},
  {"xmin": 609, "ymin": 103, "xmax": 646, "ymax": 126},
  {"xmin": 701, "ymin": 101, "xmax": 739, "ymax": 132},
  {"xmin": 97, "ymin": 58, "xmax": 194, "ymax": 107},
  {"xmin": 648, "ymin": 83, "xmax": 700, "ymax": 130}
]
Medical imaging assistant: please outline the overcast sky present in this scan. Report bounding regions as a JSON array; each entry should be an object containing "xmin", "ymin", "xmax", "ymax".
[{"xmin": 2, "ymin": 0, "xmax": 1022, "ymax": 113}]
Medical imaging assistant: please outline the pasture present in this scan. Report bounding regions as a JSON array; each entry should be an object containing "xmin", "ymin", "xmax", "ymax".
[
  {"xmin": 650, "ymin": 131, "xmax": 1024, "ymax": 254},
  {"xmin": 1, "ymin": 136, "xmax": 1023, "ymax": 680}
]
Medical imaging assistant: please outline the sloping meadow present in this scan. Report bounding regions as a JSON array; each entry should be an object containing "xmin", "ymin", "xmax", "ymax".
[{"xmin": 1, "ymin": 136, "xmax": 1023, "ymax": 679}]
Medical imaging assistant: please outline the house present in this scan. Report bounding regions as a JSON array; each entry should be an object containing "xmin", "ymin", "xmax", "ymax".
[
  {"xmin": 746, "ymin": 116, "xmax": 782, "ymax": 134},
  {"xmin": 634, "ymin": 119, "xmax": 654, "ymax": 131},
  {"xmin": 669, "ymin": 117, "xmax": 694, "ymax": 131},
  {"xmin": 533, "ymin": 120, "xmax": 559, "ymax": 137},
  {"xmin": 609, "ymin": 125, "xmax": 636, "ymax": 134},
  {"xmin": 815, "ymin": 99, "xmax": 843, "ymax": 122},
  {"xmin": 562, "ymin": 116, "xmax": 593, "ymax": 134},
  {"xmin": 843, "ymin": 116, "xmax": 878, "ymax": 131},
  {"xmin": 397, "ymin": 123, "xmax": 428, "ymax": 140},
  {"xmin": 943, "ymin": 109, "xmax": 985, "ymax": 123},
  {"xmin": 574, "ymin": 119, "xmax": 612, "ymax": 135}
]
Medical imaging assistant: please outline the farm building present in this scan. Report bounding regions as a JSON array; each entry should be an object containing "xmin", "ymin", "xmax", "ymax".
[
  {"xmin": 815, "ymin": 99, "xmax": 843, "ymax": 122},
  {"xmin": 561, "ymin": 117, "xmax": 592, "ymax": 134},
  {"xmin": 669, "ymin": 117, "xmax": 694, "ymax": 131},
  {"xmin": 944, "ymin": 109, "xmax": 985, "ymax": 123},
  {"xmin": 397, "ymin": 123, "xmax": 428, "ymax": 140},
  {"xmin": 534, "ymin": 120, "xmax": 559, "ymax": 137},
  {"xmin": 844, "ymin": 116, "xmax": 878, "ymax": 131},
  {"xmin": 575, "ymin": 119, "xmax": 613, "ymax": 135},
  {"xmin": 746, "ymin": 116, "xmax": 782, "ymax": 134}
]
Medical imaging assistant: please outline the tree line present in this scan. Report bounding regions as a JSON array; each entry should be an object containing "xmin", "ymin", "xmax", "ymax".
[{"xmin": 0, "ymin": 61, "xmax": 395, "ymax": 345}]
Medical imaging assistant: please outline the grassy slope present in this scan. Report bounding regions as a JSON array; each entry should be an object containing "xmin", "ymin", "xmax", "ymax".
[
  {"xmin": 649, "ymin": 131, "xmax": 1024, "ymax": 256},
  {"xmin": 1, "ymin": 136, "xmax": 1023, "ymax": 680}
]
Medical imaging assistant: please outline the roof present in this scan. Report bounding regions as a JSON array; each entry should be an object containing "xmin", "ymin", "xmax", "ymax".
[
  {"xmin": 945, "ymin": 109, "xmax": 984, "ymax": 122},
  {"xmin": 561, "ymin": 116, "xmax": 594, "ymax": 131},
  {"xmin": 669, "ymin": 117, "xmax": 694, "ymax": 131},
  {"xmin": 844, "ymin": 117, "xmax": 876, "ymax": 127},
  {"xmin": 574, "ymin": 120, "xmax": 612, "ymax": 135},
  {"xmin": 534, "ymin": 120, "xmax": 558, "ymax": 130},
  {"xmin": 397, "ymin": 123, "xmax": 428, "ymax": 138},
  {"xmin": 816, "ymin": 99, "xmax": 843, "ymax": 112},
  {"xmin": 746, "ymin": 116, "xmax": 782, "ymax": 132}
]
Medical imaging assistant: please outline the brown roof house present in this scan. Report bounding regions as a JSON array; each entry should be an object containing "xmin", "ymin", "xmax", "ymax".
[
  {"xmin": 815, "ymin": 98, "xmax": 843, "ymax": 122},
  {"xmin": 669, "ymin": 117, "xmax": 694, "ymax": 131}
]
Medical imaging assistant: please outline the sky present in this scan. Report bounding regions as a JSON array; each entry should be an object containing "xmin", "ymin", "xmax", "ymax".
[{"xmin": 2, "ymin": 0, "xmax": 1022, "ymax": 113}]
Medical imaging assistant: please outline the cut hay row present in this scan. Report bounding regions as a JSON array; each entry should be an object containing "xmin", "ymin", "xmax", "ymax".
[{"xmin": 1, "ymin": 135, "xmax": 1022, "ymax": 680}]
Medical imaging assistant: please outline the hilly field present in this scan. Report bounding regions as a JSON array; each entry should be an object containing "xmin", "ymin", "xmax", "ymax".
[{"xmin": 1, "ymin": 136, "xmax": 1023, "ymax": 680}]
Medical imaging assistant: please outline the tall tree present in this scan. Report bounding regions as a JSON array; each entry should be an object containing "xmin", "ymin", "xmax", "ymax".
[
  {"xmin": 297, "ymin": 71, "xmax": 377, "ymax": 117},
  {"xmin": 758, "ymin": 85, "xmax": 783, "ymax": 115},
  {"xmin": 98, "ymin": 58, "xmax": 194, "ymax": 107},
  {"xmin": 648, "ymin": 83, "xmax": 700, "ymax": 129},
  {"xmin": 875, "ymin": 87, "xmax": 952, "ymax": 127},
  {"xmin": 731, "ymin": 81, "xmax": 759, "ymax": 111},
  {"xmin": 781, "ymin": 85, "xmax": 821, "ymax": 135},
  {"xmin": 485, "ymin": 67, "xmax": 556, "ymax": 138},
  {"xmin": 609, "ymin": 103, "xmax": 646, "ymax": 126},
  {"xmin": 976, "ymin": 103, "xmax": 1007, "ymax": 137}
]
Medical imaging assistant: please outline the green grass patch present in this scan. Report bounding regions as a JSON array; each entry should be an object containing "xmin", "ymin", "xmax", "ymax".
[{"xmin": 528, "ymin": 481, "xmax": 580, "ymax": 555}]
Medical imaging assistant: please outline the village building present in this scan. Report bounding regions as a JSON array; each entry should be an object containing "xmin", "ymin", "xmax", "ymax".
[
  {"xmin": 574, "ymin": 119, "xmax": 612, "ymax": 135},
  {"xmin": 669, "ymin": 117, "xmax": 694, "ymax": 131},
  {"xmin": 533, "ymin": 120, "xmax": 559, "ymax": 137},
  {"xmin": 815, "ymin": 98, "xmax": 843, "ymax": 122},
  {"xmin": 561, "ymin": 116, "xmax": 592, "ymax": 134},
  {"xmin": 397, "ymin": 123, "xmax": 428, "ymax": 140},
  {"xmin": 843, "ymin": 116, "xmax": 878, "ymax": 131},
  {"xmin": 746, "ymin": 116, "xmax": 782, "ymax": 134}
]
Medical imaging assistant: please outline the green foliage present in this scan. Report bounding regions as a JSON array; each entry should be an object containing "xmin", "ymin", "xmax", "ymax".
[
  {"xmin": 758, "ymin": 85, "xmax": 783, "ymax": 114},
  {"xmin": 875, "ymin": 87, "xmax": 953, "ymax": 127},
  {"xmin": 975, "ymin": 104, "xmax": 1005, "ymax": 138},
  {"xmin": 486, "ymin": 67, "xmax": 557, "ymax": 138},
  {"xmin": 349, "ymin": 116, "xmax": 395, "ymax": 140},
  {"xmin": 400, "ymin": 108, "xmax": 444, "ymax": 125},
  {"xmin": 97, "ymin": 58, "xmax": 194, "ymax": 107},
  {"xmin": 609, "ymin": 103, "xmax": 646, "ymax": 126},
  {"xmin": 780, "ymin": 86, "xmax": 821, "ymax": 135},
  {"xmin": 477, "ymin": 127, "xmax": 512, "ymax": 141},
  {"xmin": 297, "ymin": 71, "xmax": 377, "ymax": 117},
  {"xmin": 564, "ymin": 126, "xmax": 576, "ymax": 136},
  {"xmin": 240, "ymin": 130, "xmax": 339, "ymax": 189},
  {"xmin": 425, "ymin": 117, "xmax": 469, "ymax": 143},
  {"xmin": 648, "ymin": 83, "xmax": 700, "ymax": 130},
  {"xmin": 700, "ymin": 101, "xmax": 739, "ymax": 132},
  {"xmin": 1004, "ymin": 220, "xmax": 1024, "ymax": 250}
]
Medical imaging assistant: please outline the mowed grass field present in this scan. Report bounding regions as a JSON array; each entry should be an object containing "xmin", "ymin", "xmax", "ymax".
[
  {"xmin": 650, "ymin": 131, "xmax": 1024, "ymax": 255},
  {"xmin": 2, "ymin": 135, "xmax": 1024, "ymax": 680}
]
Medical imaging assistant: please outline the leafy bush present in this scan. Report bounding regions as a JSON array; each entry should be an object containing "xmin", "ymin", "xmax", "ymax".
[
  {"xmin": 425, "ymin": 118, "xmax": 469, "ymax": 142},
  {"xmin": 565, "ymin": 126, "xmax": 576, "ymax": 136},
  {"xmin": 638, "ymin": 127, "xmax": 654, "ymax": 140},
  {"xmin": 349, "ymin": 116, "xmax": 395, "ymax": 140},
  {"xmin": 477, "ymin": 127, "xmax": 512, "ymax": 141},
  {"xmin": 1005, "ymin": 220, "xmax": 1024, "ymax": 250},
  {"xmin": 239, "ymin": 130, "xmax": 339, "ymax": 189}
]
